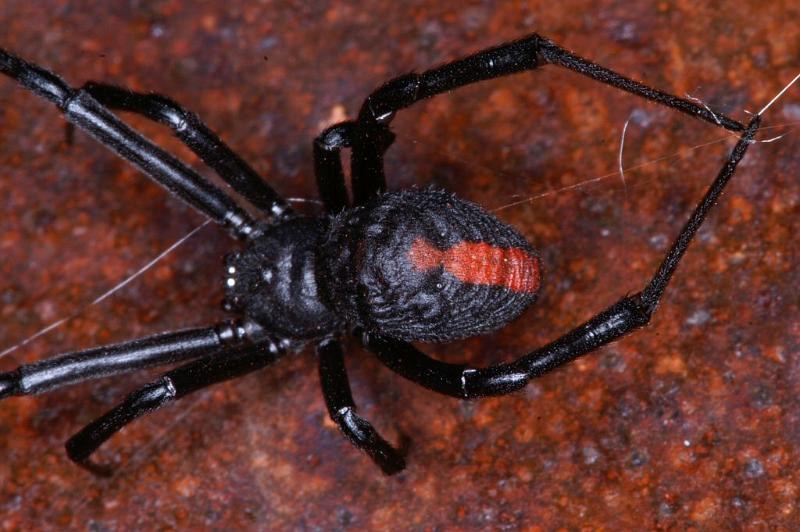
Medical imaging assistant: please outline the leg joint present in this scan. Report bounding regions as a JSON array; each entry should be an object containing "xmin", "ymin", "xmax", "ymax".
[
  {"xmin": 214, "ymin": 319, "xmax": 271, "ymax": 347},
  {"xmin": 0, "ymin": 50, "xmax": 74, "ymax": 107},
  {"xmin": 0, "ymin": 369, "xmax": 20, "ymax": 399},
  {"xmin": 461, "ymin": 367, "xmax": 529, "ymax": 398},
  {"xmin": 82, "ymin": 82, "xmax": 192, "ymax": 132},
  {"xmin": 314, "ymin": 121, "xmax": 356, "ymax": 150},
  {"xmin": 361, "ymin": 72, "xmax": 421, "ymax": 122},
  {"xmin": 145, "ymin": 94, "xmax": 192, "ymax": 132}
]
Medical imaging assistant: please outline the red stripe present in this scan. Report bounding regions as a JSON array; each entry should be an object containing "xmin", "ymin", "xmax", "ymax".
[{"xmin": 408, "ymin": 238, "xmax": 540, "ymax": 293}]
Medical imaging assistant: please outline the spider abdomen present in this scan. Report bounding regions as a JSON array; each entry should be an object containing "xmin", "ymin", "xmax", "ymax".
[{"xmin": 319, "ymin": 188, "xmax": 541, "ymax": 342}]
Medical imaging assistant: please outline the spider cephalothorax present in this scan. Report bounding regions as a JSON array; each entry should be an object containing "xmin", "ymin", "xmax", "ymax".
[
  {"xmin": 222, "ymin": 217, "xmax": 343, "ymax": 340},
  {"xmin": 0, "ymin": 34, "xmax": 762, "ymax": 475}
]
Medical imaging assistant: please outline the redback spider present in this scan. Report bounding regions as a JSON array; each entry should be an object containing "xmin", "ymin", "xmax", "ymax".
[{"xmin": 0, "ymin": 34, "xmax": 767, "ymax": 475}]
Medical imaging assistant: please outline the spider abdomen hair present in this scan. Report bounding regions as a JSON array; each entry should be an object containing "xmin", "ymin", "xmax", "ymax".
[{"xmin": 319, "ymin": 188, "xmax": 541, "ymax": 342}]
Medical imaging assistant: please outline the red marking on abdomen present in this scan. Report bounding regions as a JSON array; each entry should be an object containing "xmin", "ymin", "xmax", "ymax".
[{"xmin": 408, "ymin": 238, "xmax": 540, "ymax": 293}]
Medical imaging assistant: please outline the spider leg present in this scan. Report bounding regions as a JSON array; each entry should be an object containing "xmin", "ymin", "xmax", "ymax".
[
  {"xmin": 65, "ymin": 339, "xmax": 286, "ymax": 475},
  {"xmin": 317, "ymin": 339, "xmax": 405, "ymax": 474},
  {"xmin": 81, "ymin": 83, "xmax": 291, "ymax": 220},
  {"xmin": 0, "ymin": 49, "xmax": 258, "ymax": 239},
  {"xmin": 313, "ymin": 122, "xmax": 355, "ymax": 213},
  {"xmin": 348, "ymin": 120, "xmax": 396, "ymax": 206},
  {"xmin": 314, "ymin": 116, "xmax": 399, "ymax": 212},
  {"xmin": 0, "ymin": 320, "xmax": 263, "ymax": 399},
  {"xmin": 347, "ymin": 33, "xmax": 746, "ymax": 204},
  {"xmin": 362, "ymin": 116, "xmax": 760, "ymax": 398},
  {"xmin": 312, "ymin": 118, "xmax": 396, "ymax": 209},
  {"xmin": 359, "ymin": 33, "xmax": 745, "ymax": 131}
]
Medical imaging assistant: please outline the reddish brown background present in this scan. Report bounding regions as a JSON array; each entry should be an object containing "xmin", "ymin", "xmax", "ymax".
[{"xmin": 1, "ymin": 1, "xmax": 798, "ymax": 529}]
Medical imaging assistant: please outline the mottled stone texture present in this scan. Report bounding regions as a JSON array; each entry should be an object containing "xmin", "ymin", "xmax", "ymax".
[{"xmin": 1, "ymin": 1, "xmax": 798, "ymax": 529}]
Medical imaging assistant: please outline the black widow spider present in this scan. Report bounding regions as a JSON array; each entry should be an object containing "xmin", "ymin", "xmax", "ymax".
[{"xmin": 0, "ymin": 34, "xmax": 763, "ymax": 475}]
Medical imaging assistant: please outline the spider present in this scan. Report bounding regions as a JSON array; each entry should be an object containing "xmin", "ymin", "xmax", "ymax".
[{"xmin": 0, "ymin": 34, "xmax": 761, "ymax": 475}]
